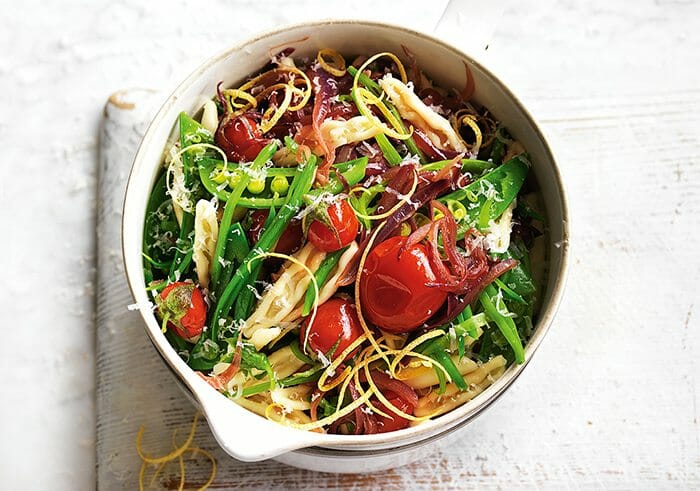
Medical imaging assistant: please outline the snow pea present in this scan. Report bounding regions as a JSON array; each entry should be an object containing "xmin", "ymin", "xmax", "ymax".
[
  {"xmin": 439, "ymin": 155, "xmax": 529, "ymax": 236},
  {"xmin": 197, "ymin": 156, "xmax": 368, "ymax": 207}
]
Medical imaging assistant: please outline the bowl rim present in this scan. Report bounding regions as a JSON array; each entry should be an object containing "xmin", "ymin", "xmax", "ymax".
[{"xmin": 122, "ymin": 18, "xmax": 570, "ymax": 451}]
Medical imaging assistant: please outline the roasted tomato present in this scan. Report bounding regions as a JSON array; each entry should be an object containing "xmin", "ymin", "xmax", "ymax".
[
  {"xmin": 359, "ymin": 235, "xmax": 447, "ymax": 333},
  {"xmin": 300, "ymin": 297, "xmax": 363, "ymax": 361},
  {"xmin": 215, "ymin": 114, "xmax": 270, "ymax": 162},
  {"xmin": 248, "ymin": 209, "xmax": 304, "ymax": 255},
  {"xmin": 157, "ymin": 282, "xmax": 207, "ymax": 342},
  {"xmin": 372, "ymin": 392, "xmax": 414, "ymax": 433},
  {"xmin": 307, "ymin": 200, "xmax": 359, "ymax": 252}
]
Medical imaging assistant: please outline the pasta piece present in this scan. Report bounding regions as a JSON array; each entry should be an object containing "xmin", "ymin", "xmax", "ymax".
[
  {"xmin": 319, "ymin": 116, "xmax": 382, "ymax": 149},
  {"xmin": 192, "ymin": 199, "xmax": 219, "ymax": 289},
  {"xmin": 243, "ymin": 243, "xmax": 327, "ymax": 348},
  {"xmin": 413, "ymin": 356, "xmax": 506, "ymax": 418},
  {"xmin": 282, "ymin": 241, "xmax": 359, "ymax": 323},
  {"xmin": 398, "ymin": 354, "xmax": 479, "ymax": 389},
  {"xmin": 235, "ymin": 393, "xmax": 273, "ymax": 417},
  {"xmin": 200, "ymin": 100, "xmax": 219, "ymax": 134},
  {"xmin": 378, "ymin": 75, "xmax": 467, "ymax": 153},
  {"xmin": 236, "ymin": 393, "xmax": 312, "ymax": 425},
  {"xmin": 165, "ymin": 143, "xmax": 193, "ymax": 215},
  {"xmin": 271, "ymin": 385, "xmax": 313, "ymax": 412},
  {"xmin": 267, "ymin": 345, "xmax": 306, "ymax": 379}
]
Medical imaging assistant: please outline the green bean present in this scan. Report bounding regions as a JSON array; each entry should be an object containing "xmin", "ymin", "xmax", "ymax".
[
  {"xmin": 210, "ymin": 142, "xmax": 278, "ymax": 290},
  {"xmin": 432, "ymin": 350, "xmax": 468, "ymax": 390},
  {"xmin": 494, "ymin": 278, "xmax": 527, "ymax": 304},
  {"xmin": 434, "ymin": 361, "xmax": 447, "ymax": 394},
  {"xmin": 143, "ymin": 171, "xmax": 171, "ymax": 283},
  {"xmin": 350, "ymin": 87, "xmax": 402, "ymax": 165},
  {"xmin": 208, "ymin": 155, "xmax": 318, "ymax": 342},
  {"xmin": 301, "ymin": 247, "xmax": 347, "ymax": 316},
  {"xmin": 214, "ymin": 223, "xmax": 249, "ymax": 302},
  {"xmin": 479, "ymin": 284, "xmax": 524, "ymax": 364},
  {"xmin": 241, "ymin": 365, "xmax": 324, "ymax": 397},
  {"xmin": 418, "ymin": 309, "xmax": 486, "ymax": 358},
  {"xmin": 310, "ymin": 157, "xmax": 368, "ymax": 196},
  {"xmin": 233, "ymin": 206, "xmax": 276, "ymax": 320},
  {"xmin": 289, "ymin": 339, "xmax": 315, "ymax": 364}
]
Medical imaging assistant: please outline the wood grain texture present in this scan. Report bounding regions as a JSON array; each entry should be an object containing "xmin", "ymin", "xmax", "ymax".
[{"xmin": 2, "ymin": 0, "xmax": 699, "ymax": 489}]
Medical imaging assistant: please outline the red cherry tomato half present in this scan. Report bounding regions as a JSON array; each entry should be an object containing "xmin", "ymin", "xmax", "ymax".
[
  {"xmin": 359, "ymin": 235, "xmax": 447, "ymax": 333},
  {"xmin": 159, "ymin": 282, "xmax": 207, "ymax": 341},
  {"xmin": 308, "ymin": 200, "xmax": 359, "ymax": 252},
  {"xmin": 372, "ymin": 392, "xmax": 414, "ymax": 433},
  {"xmin": 248, "ymin": 209, "xmax": 304, "ymax": 255},
  {"xmin": 215, "ymin": 114, "xmax": 270, "ymax": 162},
  {"xmin": 300, "ymin": 297, "xmax": 363, "ymax": 361}
]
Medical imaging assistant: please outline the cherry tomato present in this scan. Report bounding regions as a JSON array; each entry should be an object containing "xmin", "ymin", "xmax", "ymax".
[
  {"xmin": 158, "ymin": 282, "xmax": 207, "ymax": 342},
  {"xmin": 372, "ymin": 392, "xmax": 414, "ymax": 433},
  {"xmin": 215, "ymin": 114, "xmax": 270, "ymax": 162},
  {"xmin": 308, "ymin": 200, "xmax": 359, "ymax": 252},
  {"xmin": 359, "ymin": 235, "xmax": 447, "ymax": 333},
  {"xmin": 248, "ymin": 209, "xmax": 303, "ymax": 255},
  {"xmin": 299, "ymin": 297, "xmax": 363, "ymax": 361}
]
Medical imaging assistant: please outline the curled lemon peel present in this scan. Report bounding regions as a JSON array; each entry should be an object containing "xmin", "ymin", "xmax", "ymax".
[
  {"xmin": 136, "ymin": 413, "xmax": 200, "ymax": 465},
  {"xmin": 351, "ymin": 52, "xmax": 412, "ymax": 141},
  {"xmin": 355, "ymin": 87, "xmax": 413, "ymax": 139},
  {"xmin": 318, "ymin": 365, "xmax": 353, "ymax": 392},
  {"xmin": 222, "ymin": 88, "xmax": 258, "ymax": 110},
  {"xmin": 237, "ymin": 66, "xmax": 312, "ymax": 113},
  {"xmin": 353, "ymin": 87, "xmax": 413, "ymax": 141},
  {"xmin": 188, "ymin": 447, "xmax": 217, "ymax": 490},
  {"xmin": 388, "ymin": 329, "xmax": 445, "ymax": 376},
  {"xmin": 179, "ymin": 142, "xmax": 229, "ymax": 173},
  {"xmin": 282, "ymin": 386, "xmax": 375, "ymax": 431},
  {"xmin": 317, "ymin": 48, "xmax": 347, "ymax": 77},
  {"xmin": 363, "ymin": 361, "xmax": 420, "ymax": 422},
  {"xmin": 345, "ymin": 349, "xmax": 395, "ymax": 420},
  {"xmin": 348, "ymin": 167, "xmax": 418, "ymax": 221},
  {"xmin": 316, "ymin": 333, "xmax": 368, "ymax": 392},
  {"xmin": 344, "ymin": 347, "xmax": 447, "ymax": 423},
  {"xmin": 137, "ymin": 413, "xmax": 217, "ymax": 490},
  {"xmin": 451, "ymin": 111, "xmax": 483, "ymax": 155},
  {"xmin": 259, "ymin": 86, "xmax": 293, "ymax": 134}
]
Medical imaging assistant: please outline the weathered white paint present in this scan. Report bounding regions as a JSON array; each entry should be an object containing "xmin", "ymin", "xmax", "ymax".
[{"xmin": 1, "ymin": 0, "xmax": 699, "ymax": 489}]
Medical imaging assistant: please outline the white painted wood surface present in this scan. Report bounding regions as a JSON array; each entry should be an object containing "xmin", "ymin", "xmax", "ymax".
[{"xmin": 1, "ymin": 0, "xmax": 699, "ymax": 488}]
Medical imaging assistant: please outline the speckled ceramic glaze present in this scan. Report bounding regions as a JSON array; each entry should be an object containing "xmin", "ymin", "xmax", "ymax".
[{"xmin": 122, "ymin": 20, "xmax": 569, "ymax": 473}]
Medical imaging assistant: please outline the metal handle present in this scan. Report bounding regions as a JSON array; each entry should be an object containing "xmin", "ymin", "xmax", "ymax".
[{"xmin": 432, "ymin": 0, "xmax": 507, "ymax": 61}]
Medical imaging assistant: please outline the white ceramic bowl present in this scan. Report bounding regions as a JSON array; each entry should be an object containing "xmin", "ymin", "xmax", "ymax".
[{"xmin": 122, "ymin": 20, "xmax": 569, "ymax": 473}]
